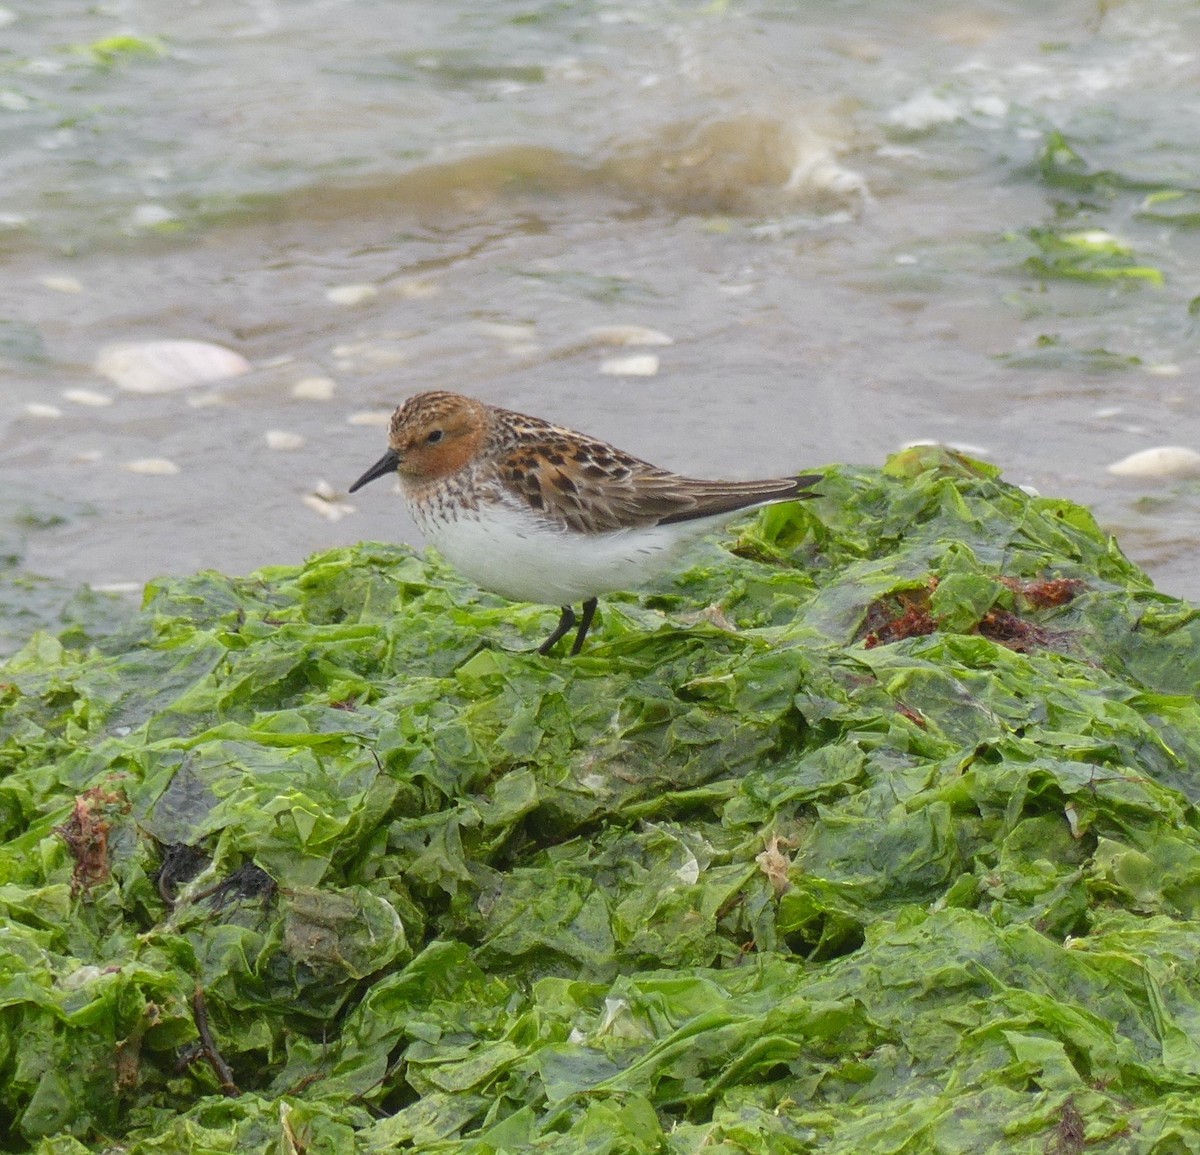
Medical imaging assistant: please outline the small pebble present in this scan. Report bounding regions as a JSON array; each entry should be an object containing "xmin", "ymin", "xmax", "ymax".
[
  {"xmin": 124, "ymin": 457, "xmax": 180, "ymax": 475},
  {"xmin": 265, "ymin": 430, "xmax": 305, "ymax": 451},
  {"xmin": 599, "ymin": 353, "xmax": 659, "ymax": 377},
  {"xmin": 346, "ymin": 410, "xmax": 392, "ymax": 427},
  {"xmin": 325, "ymin": 284, "xmax": 378, "ymax": 306},
  {"xmin": 1144, "ymin": 364, "xmax": 1182, "ymax": 377},
  {"xmin": 291, "ymin": 376, "xmax": 336, "ymax": 401},
  {"xmin": 40, "ymin": 274, "xmax": 83, "ymax": 294},
  {"xmin": 1107, "ymin": 446, "xmax": 1200, "ymax": 478},
  {"xmin": 72, "ymin": 449, "xmax": 103, "ymax": 463},
  {"xmin": 24, "ymin": 402, "xmax": 62, "ymax": 418},
  {"xmin": 63, "ymin": 388, "xmax": 113, "ymax": 407},
  {"xmin": 587, "ymin": 325, "xmax": 673, "ymax": 347}
]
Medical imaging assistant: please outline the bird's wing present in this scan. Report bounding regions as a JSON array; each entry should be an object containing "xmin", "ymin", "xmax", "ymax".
[{"xmin": 493, "ymin": 423, "xmax": 819, "ymax": 535}]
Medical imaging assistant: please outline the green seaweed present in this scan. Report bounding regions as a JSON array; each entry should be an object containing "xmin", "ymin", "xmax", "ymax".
[
  {"xmin": 69, "ymin": 36, "xmax": 166, "ymax": 69},
  {"xmin": 6, "ymin": 449, "xmax": 1200, "ymax": 1153},
  {"xmin": 1017, "ymin": 228, "xmax": 1164, "ymax": 287}
]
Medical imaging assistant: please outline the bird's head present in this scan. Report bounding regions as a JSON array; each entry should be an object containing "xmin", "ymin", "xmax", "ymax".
[{"xmin": 349, "ymin": 390, "xmax": 490, "ymax": 492}]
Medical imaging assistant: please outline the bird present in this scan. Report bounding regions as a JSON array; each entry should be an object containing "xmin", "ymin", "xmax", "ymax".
[{"xmin": 349, "ymin": 391, "xmax": 821, "ymax": 655}]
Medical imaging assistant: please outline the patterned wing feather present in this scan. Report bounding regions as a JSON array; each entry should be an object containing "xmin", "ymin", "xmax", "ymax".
[{"xmin": 492, "ymin": 412, "xmax": 820, "ymax": 534}]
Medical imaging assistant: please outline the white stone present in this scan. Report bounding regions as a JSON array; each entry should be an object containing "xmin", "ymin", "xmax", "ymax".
[
  {"xmin": 265, "ymin": 430, "xmax": 305, "ymax": 450},
  {"xmin": 325, "ymin": 283, "xmax": 378, "ymax": 306},
  {"xmin": 96, "ymin": 340, "xmax": 251, "ymax": 393},
  {"xmin": 40, "ymin": 274, "xmax": 83, "ymax": 293},
  {"xmin": 63, "ymin": 388, "xmax": 113, "ymax": 407},
  {"xmin": 123, "ymin": 457, "xmax": 180, "ymax": 475},
  {"xmin": 24, "ymin": 402, "xmax": 62, "ymax": 418},
  {"xmin": 291, "ymin": 376, "xmax": 336, "ymax": 400},
  {"xmin": 599, "ymin": 353, "xmax": 659, "ymax": 377},
  {"xmin": 1107, "ymin": 446, "xmax": 1200, "ymax": 478}
]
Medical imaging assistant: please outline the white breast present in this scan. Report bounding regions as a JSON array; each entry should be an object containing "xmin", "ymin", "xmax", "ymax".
[{"xmin": 410, "ymin": 497, "xmax": 728, "ymax": 606}]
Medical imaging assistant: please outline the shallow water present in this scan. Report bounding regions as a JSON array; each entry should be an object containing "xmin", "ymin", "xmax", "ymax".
[{"xmin": 3, "ymin": 0, "xmax": 1200, "ymax": 615}]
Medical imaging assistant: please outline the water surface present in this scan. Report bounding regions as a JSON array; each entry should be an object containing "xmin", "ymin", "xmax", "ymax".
[{"xmin": 2, "ymin": 0, "xmax": 1199, "ymax": 615}]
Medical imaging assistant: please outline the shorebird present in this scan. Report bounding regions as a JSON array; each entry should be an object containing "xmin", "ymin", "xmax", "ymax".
[{"xmin": 350, "ymin": 391, "xmax": 820, "ymax": 654}]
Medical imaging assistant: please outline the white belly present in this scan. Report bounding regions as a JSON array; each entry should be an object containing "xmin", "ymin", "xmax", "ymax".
[{"xmin": 412, "ymin": 500, "xmax": 721, "ymax": 606}]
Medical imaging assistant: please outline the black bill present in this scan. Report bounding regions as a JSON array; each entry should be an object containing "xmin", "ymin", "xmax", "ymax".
[{"xmin": 349, "ymin": 449, "xmax": 401, "ymax": 493}]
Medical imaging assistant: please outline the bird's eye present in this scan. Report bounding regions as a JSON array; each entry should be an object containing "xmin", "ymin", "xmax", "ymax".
[{"xmin": 426, "ymin": 429, "xmax": 444, "ymax": 444}]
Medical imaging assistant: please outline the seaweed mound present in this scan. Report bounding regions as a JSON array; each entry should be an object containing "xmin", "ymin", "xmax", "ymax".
[{"xmin": 4, "ymin": 448, "xmax": 1200, "ymax": 1154}]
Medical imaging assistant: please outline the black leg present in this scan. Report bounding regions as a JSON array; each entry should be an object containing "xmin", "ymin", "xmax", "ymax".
[
  {"xmin": 538, "ymin": 605, "xmax": 576, "ymax": 655},
  {"xmin": 570, "ymin": 598, "xmax": 598, "ymax": 656}
]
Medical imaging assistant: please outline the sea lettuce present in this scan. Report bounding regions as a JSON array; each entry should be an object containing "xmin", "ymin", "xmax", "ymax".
[{"xmin": 6, "ymin": 449, "xmax": 1200, "ymax": 1153}]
